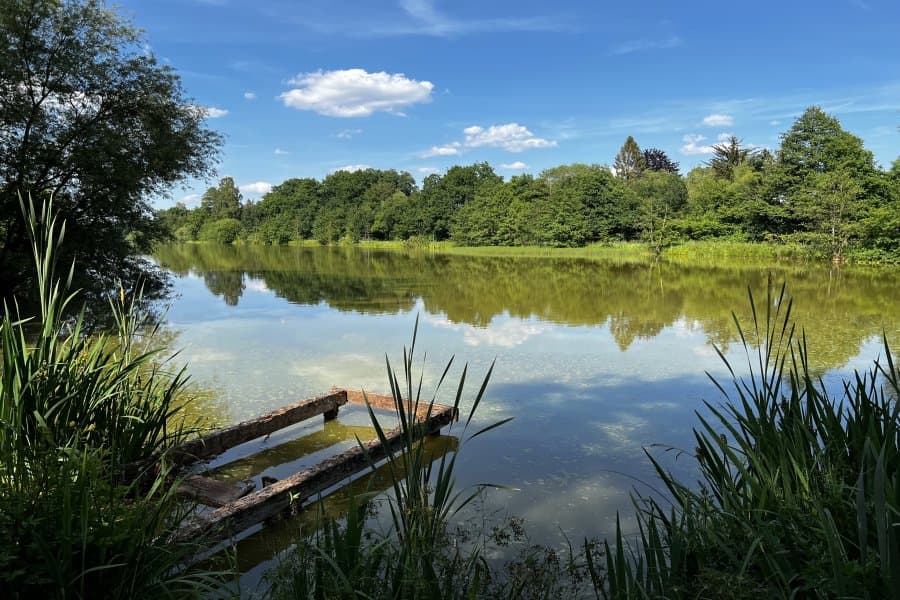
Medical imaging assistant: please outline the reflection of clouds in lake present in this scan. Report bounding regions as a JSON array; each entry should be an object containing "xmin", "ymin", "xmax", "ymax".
[
  {"xmin": 692, "ymin": 344, "xmax": 718, "ymax": 358},
  {"xmin": 671, "ymin": 317, "xmax": 704, "ymax": 337},
  {"xmin": 494, "ymin": 473, "xmax": 639, "ymax": 543},
  {"xmin": 584, "ymin": 413, "xmax": 648, "ymax": 456},
  {"xmin": 424, "ymin": 312, "xmax": 551, "ymax": 348},
  {"xmin": 244, "ymin": 276, "xmax": 270, "ymax": 293},
  {"xmin": 291, "ymin": 352, "xmax": 387, "ymax": 392}
]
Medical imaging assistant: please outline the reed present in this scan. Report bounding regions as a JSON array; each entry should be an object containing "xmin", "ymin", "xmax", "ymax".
[
  {"xmin": 589, "ymin": 283, "xmax": 900, "ymax": 598},
  {"xmin": 0, "ymin": 198, "xmax": 231, "ymax": 598}
]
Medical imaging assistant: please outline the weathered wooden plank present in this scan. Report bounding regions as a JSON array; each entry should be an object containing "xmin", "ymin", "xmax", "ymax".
[
  {"xmin": 173, "ymin": 403, "xmax": 456, "ymax": 544},
  {"xmin": 337, "ymin": 387, "xmax": 454, "ymax": 420},
  {"xmin": 170, "ymin": 391, "xmax": 347, "ymax": 465},
  {"xmin": 177, "ymin": 475, "xmax": 255, "ymax": 507}
]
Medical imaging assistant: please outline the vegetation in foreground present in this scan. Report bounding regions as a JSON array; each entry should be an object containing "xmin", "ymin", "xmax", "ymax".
[
  {"xmin": 0, "ymin": 201, "xmax": 230, "ymax": 598},
  {"xmin": 161, "ymin": 109, "xmax": 900, "ymax": 264},
  {"xmin": 264, "ymin": 284, "xmax": 900, "ymax": 599}
]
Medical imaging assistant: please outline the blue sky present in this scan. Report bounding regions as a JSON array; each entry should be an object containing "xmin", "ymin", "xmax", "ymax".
[{"xmin": 117, "ymin": 0, "xmax": 900, "ymax": 207}]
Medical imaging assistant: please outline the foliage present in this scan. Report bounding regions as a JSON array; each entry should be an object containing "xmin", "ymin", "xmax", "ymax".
[
  {"xmin": 707, "ymin": 135, "xmax": 755, "ymax": 179},
  {"xmin": 642, "ymin": 148, "xmax": 679, "ymax": 174},
  {"xmin": 614, "ymin": 136, "xmax": 645, "ymax": 181},
  {"xmin": 631, "ymin": 171, "xmax": 687, "ymax": 253},
  {"xmin": 156, "ymin": 107, "xmax": 897, "ymax": 263},
  {"xmin": 0, "ymin": 0, "xmax": 220, "ymax": 306},
  {"xmin": 198, "ymin": 217, "xmax": 242, "ymax": 244},
  {"xmin": 0, "ymin": 199, "xmax": 230, "ymax": 597}
]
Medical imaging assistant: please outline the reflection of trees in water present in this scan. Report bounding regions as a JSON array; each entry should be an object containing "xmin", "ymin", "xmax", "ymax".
[
  {"xmin": 203, "ymin": 270, "xmax": 245, "ymax": 306},
  {"xmin": 154, "ymin": 244, "xmax": 900, "ymax": 372}
]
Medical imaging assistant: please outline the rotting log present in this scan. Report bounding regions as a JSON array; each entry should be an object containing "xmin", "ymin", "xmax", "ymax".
[
  {"xmin": 336, "ymin": 387, "xmax": 455, "ymax": 421},
  {"xmin": 170, "ymin": 391, "xmax": 347, "ymax": 465},
  {"xmin": 172, "ymin": 403, "xmax": 456, "ymax": 544}
]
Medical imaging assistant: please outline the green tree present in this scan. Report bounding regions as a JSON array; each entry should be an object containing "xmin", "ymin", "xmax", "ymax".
[
  {"xmin": 642, "ymin": 148, "xmax": 679, "ymax": 174},
  {"xmin": 775, "ymin": 107, "xmax": 881, "ymax": 195},
  {"xmin": 707, "ymin": 135, "xmax": 754, "ymax": 180},
  {"xmin": 255, "ymin": 178, "xmax": 321, "ymax": 243},
  {"xmin": 0, "ymin": 0, "xmax": 220, "ymax": 303},
  {"xmin": 775, "ymin": 107, "xmax": 886, "ymax": 254},
  {"xmin": 631, "ymin": 171, "xmax": 687, "ymax": 253},
  {"xmin": 200, "ymin": 176, "xmax": 242, "ymax": 221},
  {"xmin": 614, "ymin": 136, "xmax": 645, "ymax": 181},
  {"xmin": 539, "ymin": 164, "xmax": 638, "ymax": 241},
  {"xmin": 420, "ymin": 163, "xmax": 501, "ymax": 239},
  {"xmin": 792, "ymin": 170, "xmax": 865, "ymax": 260}
]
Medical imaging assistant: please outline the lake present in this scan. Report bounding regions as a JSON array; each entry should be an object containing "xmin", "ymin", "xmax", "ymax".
[{"xmin": 154, "ymin": 243, "xmax": 900, "ymax": 582}]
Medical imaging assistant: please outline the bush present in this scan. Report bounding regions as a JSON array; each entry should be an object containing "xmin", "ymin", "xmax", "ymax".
[{"xmin": 198, "ymin": 217, "xmax": 242, "ymax": 243}]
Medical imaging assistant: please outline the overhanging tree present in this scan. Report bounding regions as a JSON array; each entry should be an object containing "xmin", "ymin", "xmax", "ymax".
[{"xmin": 0, "ymin": 0, "xmax": 220, "ymax": 305}]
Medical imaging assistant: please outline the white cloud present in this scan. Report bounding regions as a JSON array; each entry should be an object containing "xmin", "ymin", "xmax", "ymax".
[
  {"xmin": 421, "ymin": 142, "xmax": 461, "ymax": 157},
  {"xmin": 420, "ymin": 123, "xmax": 555, "ymax": 158},
  {"xmin": 280, "ymin": 68, "xmax": 433, "ymax": 117},
  {"xmin": 500, "ymin": 161, "xmax": 528, "ymax": 170},
  {"xmin": 330, "ymin": 164, "xmax": 372, "ymax": 173},
  {"xmin": 243, "ymin": 91, "xmax": 256, "ymax": 100},
  {"xmin": 463, "ymin": 123, "xmax": 556, "ymax": 152},
  {"xmin": 336, "ymin": 128, "xmax": 363, "ymax": 139},
  {"xmin": 611, "ymin": 36, "xmax": 681, "ymax": 55},
  {"xmin": 180, "ymin": 193, "xmax": 201, "ymax": 207},
  {"xmin": 702, "ymin": 113, "xmax": 733, "ymax": 127},
  {"xmin": 274, "ymin": 148, "xmax": 290, "ymax": 155},
  {"xmin": 769, "ymin": 119, "xmax": 781, "ymax": 126},
  {"xmin": 680, "ymin": 134, "xmax": 714, "ymax": 155},
  {"xmin": 716, "ymin": 132, "xmax": 734, "ymax": 142},
  {"xmin": 200, "ymin": 106, "xmax": 229, "ymax": 119},
  {"xmin": 417, "ymin": 166, "xmax": 440, "ymax": 175},
  {"xmin": 239, "ymin": 181, "xmax": 273, "ymax": 195}
]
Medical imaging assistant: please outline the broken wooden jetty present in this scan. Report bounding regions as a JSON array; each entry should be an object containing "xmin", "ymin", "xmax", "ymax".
[{"xmin": 168, "ymin": 388, "xmax": 458, "ymax": 545}]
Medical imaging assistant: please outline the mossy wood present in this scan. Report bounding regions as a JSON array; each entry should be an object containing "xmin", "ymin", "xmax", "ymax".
[{"xmin": 169, "ymin": 388, "xmax": 458, "ymax": 544}]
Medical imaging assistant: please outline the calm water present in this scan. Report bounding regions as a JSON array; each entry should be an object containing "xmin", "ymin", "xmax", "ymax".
[{"xmin": 155, "ymin": 243, "xmax": 900, "ymax": 581}]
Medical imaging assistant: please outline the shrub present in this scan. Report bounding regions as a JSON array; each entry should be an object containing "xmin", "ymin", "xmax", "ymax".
[{"xmin": 198, "ymin": 217, "xmax": 242, "ymax": 243}]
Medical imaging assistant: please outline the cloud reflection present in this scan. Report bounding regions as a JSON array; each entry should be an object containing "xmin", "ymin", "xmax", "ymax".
[{"xmin": 424, "ymin": 312, "xmax": 551, "ymax": 348}]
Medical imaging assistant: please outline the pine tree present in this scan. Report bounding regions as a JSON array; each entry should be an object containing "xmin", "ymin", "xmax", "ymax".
[{"xmin": 614, "ymin": 136, "xmax": 645, "ymax": 181}]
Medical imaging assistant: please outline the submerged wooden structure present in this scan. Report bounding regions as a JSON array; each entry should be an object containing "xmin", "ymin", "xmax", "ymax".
[{"xmin": 168, "ymin": 388, "xmax": 458, "ymax": 545}]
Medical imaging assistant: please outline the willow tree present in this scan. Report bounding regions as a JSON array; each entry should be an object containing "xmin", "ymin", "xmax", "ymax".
[{"xmin": 0, "ymin": 0, "xmax": 220, "ymax": 306}]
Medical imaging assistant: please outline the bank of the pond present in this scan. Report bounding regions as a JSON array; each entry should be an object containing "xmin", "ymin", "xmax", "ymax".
[{"xmin": 260, "ymin": 238, "xmax": 897, "ymax": 266}]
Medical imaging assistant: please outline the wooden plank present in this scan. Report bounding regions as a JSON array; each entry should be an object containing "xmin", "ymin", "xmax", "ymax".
[
  {"xmin": 337, "ymin": 387, "xmax": 454, "ymax": 421},
  {"xmin": 172, "ymin": 403, "xmax": 456, "ymax": 544},
  {"xmin": 177, "ymin": 475, "xmax": 255, "ymax": 507},
  {"xmin": 170, "ymin": 391, "xmax": 348, "ymax": 465}
]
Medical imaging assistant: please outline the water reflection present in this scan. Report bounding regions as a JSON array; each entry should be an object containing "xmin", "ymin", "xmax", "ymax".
[
  {"xmin": 154, "ymin": 243, "xmax": 899, "ymax": 558},
  {"xmin": 156, "ymin": 243, "xmax": 900, "ymax": 373}
]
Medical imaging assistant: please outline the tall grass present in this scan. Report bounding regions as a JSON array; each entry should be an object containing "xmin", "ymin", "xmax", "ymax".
[
  {"xmin": 266, "ymin": 320, "xmax": 527, "ymax": 599},
  {"xmin": 0, "ymin": 199, "xmax": 229, "ymax": 598},
  {"xmin": 590, "ymin": 283, "xmax": 900, "ymax": 598}
]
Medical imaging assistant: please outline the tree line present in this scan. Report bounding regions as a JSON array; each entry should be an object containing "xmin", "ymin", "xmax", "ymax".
[{"xmin": 159, "ymin": 107, "xmax": 900, "ymax": 262}]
